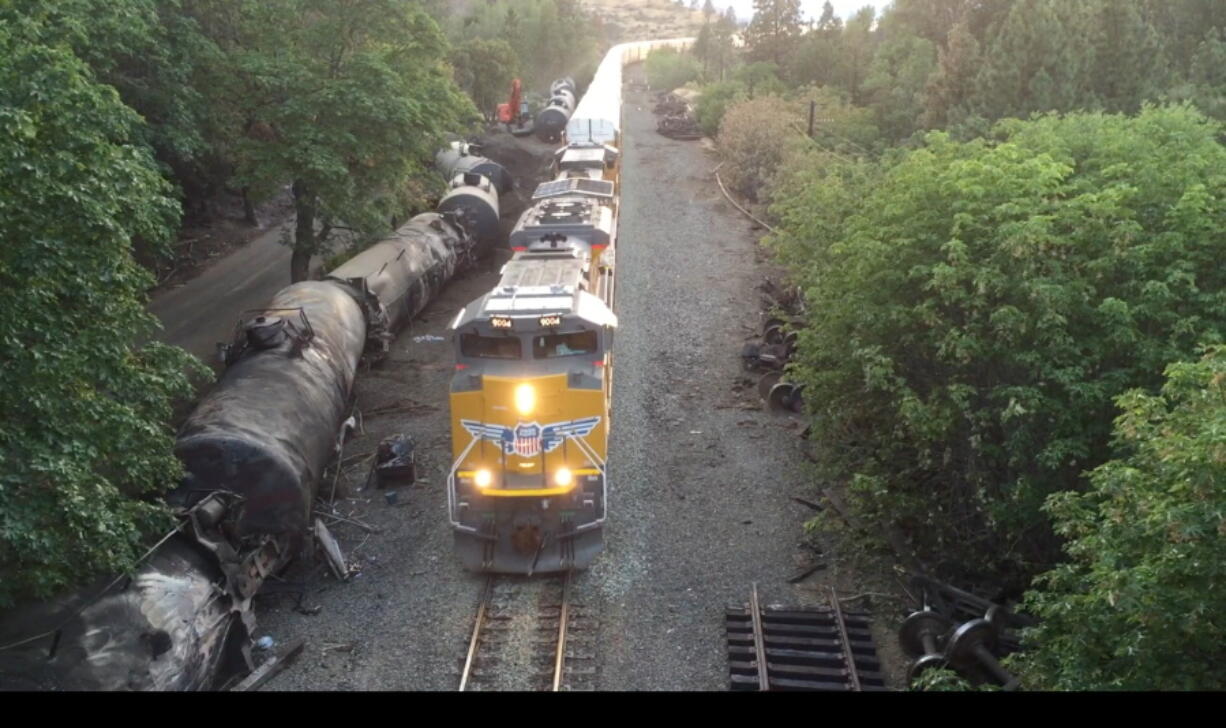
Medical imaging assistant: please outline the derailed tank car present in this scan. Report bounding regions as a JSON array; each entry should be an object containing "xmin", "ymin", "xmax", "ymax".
[
  {"xmin": 0, "ymin": 202, "xmax": 482, "ymax": 691},
  {"xmin": 327, "ymin": 211, "xmax": 476, "ymax": 353},
  {"xmin": 437, "ymin": 173, "xmax": 501, "ymax": 253},
  {"xmin": 435, "ymin": 140, "xmax": 513, "ymax": 196}
]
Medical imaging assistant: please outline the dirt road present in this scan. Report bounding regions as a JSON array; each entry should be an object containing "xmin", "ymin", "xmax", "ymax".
[{"xmin": 148, "ymin": 222, "xmax": 305, "ymax": 363}]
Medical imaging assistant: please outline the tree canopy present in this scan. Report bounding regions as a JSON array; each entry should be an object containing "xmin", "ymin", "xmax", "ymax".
[
  {"xmin": 768, "ymin": 105, "xmax": 1226, "ymax": 580},
  {"xmin": 0, "ymin": 8, "xmax": 203, "ymax": 606},
  {"xmin": 1016, "ymin": 346, "xmax": 1226, "ymax": 690}
]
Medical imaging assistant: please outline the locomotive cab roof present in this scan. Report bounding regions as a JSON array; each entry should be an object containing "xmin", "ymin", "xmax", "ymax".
[{"xmin": 450, "ymin": 250, "xmax": 617, "ymax": 332}]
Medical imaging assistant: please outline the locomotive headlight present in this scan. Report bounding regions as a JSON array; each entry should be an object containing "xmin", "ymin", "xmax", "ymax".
[
  {"xmin": 514, "ymin": 383, "xmax": 535, "ymax": 415},
  {"xmin": 554, "ymin": 468, "xmax": 573, "ymax": 487},
  {"xmin": 474, "ymin": 469, "xmax": 493, "ymax": 488}
]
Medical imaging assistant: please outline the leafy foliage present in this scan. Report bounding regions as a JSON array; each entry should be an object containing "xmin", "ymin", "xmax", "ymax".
[
  {"xmin": 743, "ymin": 0, "xmax": 802, "ymax": 68},
  {"xmin": 438, "ymin": 0, "xmax": 601, "ymax": 93},
  {"xmin": 768, "ymin": 106, "xmax": 1226, "ymax": 579},
  {"xmin": 717, "ymin": 95, "xmax": 806, "ymax": 202},
  {"xmin": 644, "ymin": 47, "xmax": 702, "ymax": 91},
  {"xmin": 449, "ymin": 37, "xmax": 519, "ymax": 120},
  {"xmin": 1016, "ymin": 346, "xmax": 1226, "ymax": 690},
  {"xmin": 695, "ymin": 80, "xmax": 746, "ymax": 136},
  {"xmin": 0, "ymin": 10, "xmax": 205, "ymax": 607},
  {"xmin": 225, "ymin": 0, "xmax": 475, "ymax": 281}
]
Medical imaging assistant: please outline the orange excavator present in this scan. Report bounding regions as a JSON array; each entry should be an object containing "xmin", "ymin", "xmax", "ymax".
[{"xmin": 496, "ymin": 78, "xmax": 534, "ymax": 136}]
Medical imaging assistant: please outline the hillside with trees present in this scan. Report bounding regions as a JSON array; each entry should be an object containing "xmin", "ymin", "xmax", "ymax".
[{"xmin": 675, "ymin": 0, "xmax": 1226, "ymax": 689}]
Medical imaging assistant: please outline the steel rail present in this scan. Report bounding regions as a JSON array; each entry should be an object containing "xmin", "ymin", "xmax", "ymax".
[
  {"xmin": 552, "ymin": 570, "xmax": 573, "ymax": 691},
  {"xmin": 459, "ymin": 575, "xmax": 495, "ymax": 691},
  {"xmin": 750, "ymin": 582, "xmax": 770, "ymax": 691},
  {"xmin": 830, "ymin": 586, "xmax": 863, "ymax": 692}
]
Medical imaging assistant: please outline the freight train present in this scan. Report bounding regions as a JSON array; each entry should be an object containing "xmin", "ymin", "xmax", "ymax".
[
  {"xmin": 446, "ymin": 41, "xmax": 694, "ymax": 575},
  {"xmin": 0, "ymin": 164, "xmax": 504, "ymax": 690}
]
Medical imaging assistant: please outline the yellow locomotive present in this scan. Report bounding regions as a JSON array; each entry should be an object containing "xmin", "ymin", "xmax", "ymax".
[
  {"xmin": 447, "ymin": 183, "xmax": 616, "ymax": 573},
  {"xmin": 446, "ymin": 37, "xmax": 694, "ymax": 574}
]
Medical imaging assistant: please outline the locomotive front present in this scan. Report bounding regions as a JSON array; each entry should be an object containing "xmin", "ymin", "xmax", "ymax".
[{"xmin": 447, "ymin": 252, "xmax": 616, "ymax": 574}]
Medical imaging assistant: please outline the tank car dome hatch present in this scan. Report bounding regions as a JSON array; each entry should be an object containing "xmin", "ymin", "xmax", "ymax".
[
  {"xmin": 550, "ymin": 77, "xmax": 576, "ymax": 96},
  {"xmin": 438, "ymin": 174, "xmax": 501, "ymax": 250},
  {"xmin": 245, "ymin": 315, "xmax": 286, "ymax": 349}
]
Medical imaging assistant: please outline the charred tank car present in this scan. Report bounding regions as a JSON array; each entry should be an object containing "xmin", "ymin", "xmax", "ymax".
[{"xmin": 0, "ymin": 182, "xmax": 487, "ymax": 690}]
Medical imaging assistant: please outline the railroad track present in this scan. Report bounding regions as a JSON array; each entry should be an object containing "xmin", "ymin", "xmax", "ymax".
[
  {"xmin": 725, "ymin": 584, "xmax": 887, "ymax": 691},
  {"xmin": 459, "ymin": 571, "xmax": 596, "ymax": 691}
]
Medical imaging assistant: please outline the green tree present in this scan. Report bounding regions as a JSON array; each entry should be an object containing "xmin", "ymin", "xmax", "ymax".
[
  {"xmin": 1016, "ymin": 347, "xmax": 1226, "ymax": 690},
  {"xmin": 786, "ymin": 4, "xmax": 842, "ymax": 88},
  {"xmin": 227, "ymin": 0, "xmax": 475, "ymax": 282},
  {"xmin": 744, "ymin": 0, "xmax": 802, "ymax": 68},
  {"xmin": 645, "ymin": 47, "xmax": 702, "ymax": 91},
  {"xmin": 971, "ymin": 0, "xmax": 1092, "ymax": 119},
  {"xmin": 0, "ymin": 10, "xmax": 204, "ymax": 606},
  {"xmin": 769, "ymin": 106, "xmax": 1226, "ymax": 577},
  {"xmin": 922, "ymin": 19, "xmax": 982, "ymax": 129},
  {"xmin": 862, "ymin": 19, "xmax": 936, "ymax": 142},
  {"xmin": 696, "ymin": 80, "xmax": 747, "ymax": 135},
  {"xmin": 735, "ymin": 61, "xmax": 787, "ymax": 98},
  {"xmin": 1178, "ymin": 28, "xmax": 1226, "ymax": 120},
  {"xmin": 839, "ymin": 6, "xmax": 879, "ymax": 106},
  {"xmin": 1084, "ymin": 0, "xmax": 1168, "ymax": 113},
  {"xmin": 450, "ymin": 37, "xmax": 519, "ymax": 120}
]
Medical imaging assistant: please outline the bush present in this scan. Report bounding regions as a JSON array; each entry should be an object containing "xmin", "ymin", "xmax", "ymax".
[
  {"xmin": 645, "ymin": 47, "xmax": 701, "ymax": 91},
  {"xmin": 1013, "ymin": 346, "xmax": 1226, "ymax": 690},
  {"xmin": 695, "ymin": 80, "xmax": 746, "ymax": 136},
  {"xmin": 769, "ymin": 106, "xmax": 1226, "ymax": 580},
  {"xmin": 717, "ymin": 95, "xmax": 807, "ymax": 203}
]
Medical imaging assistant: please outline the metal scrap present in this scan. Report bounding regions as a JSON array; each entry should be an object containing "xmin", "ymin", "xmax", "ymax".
[
  {"xmin": 231, "ymin": 638, "xmax": 305, "ymax": 692},
  {"xmin": 314, "ymin": 518, "xmax": 349, "ymax": 581}
]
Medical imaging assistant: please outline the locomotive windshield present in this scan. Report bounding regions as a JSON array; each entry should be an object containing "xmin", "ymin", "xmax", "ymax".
[
  {"xmin": 533, "ymin": 330, "xmax": 598, "ymax": 359},
  {"xmin": 460, "ymin": 333, "xmax": 521, "ymax": 359}
]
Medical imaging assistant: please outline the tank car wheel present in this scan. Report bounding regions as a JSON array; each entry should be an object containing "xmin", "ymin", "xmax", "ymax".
[
  {"xmin": 757, "ymin": 371, "xmax": 782, "ymax": 400},
  {"xmin": 767, "ymin": 382, "xmax": 796, "ymax": 412}
]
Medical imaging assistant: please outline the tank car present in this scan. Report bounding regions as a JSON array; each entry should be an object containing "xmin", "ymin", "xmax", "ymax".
[
  {"xmin": 535, "ymin": 82, "xmax": 576, "ymax": 143},
  {"xmin": 170, "ymin": 281, "xmax": 367, "ymax": 538},
  {"xmin": 436, "ymin": 173, "xmax": 501, "ymax": 252},
  {"xmin": 435, "ymin": 140, "xmax": 513, "ymax": 196}
]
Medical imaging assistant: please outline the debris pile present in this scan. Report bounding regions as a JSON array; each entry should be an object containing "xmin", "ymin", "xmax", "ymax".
[
  {"xmin": 653, "ymin": 92, "xmax": 702, "ymax": 140},
  {"xmin": 900, "ymin": 575, "xmax": 1034, "ymax": 690},
  {"xmin": 741, "ymin": 278, "xmax": 806, "ymax": 413}
]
